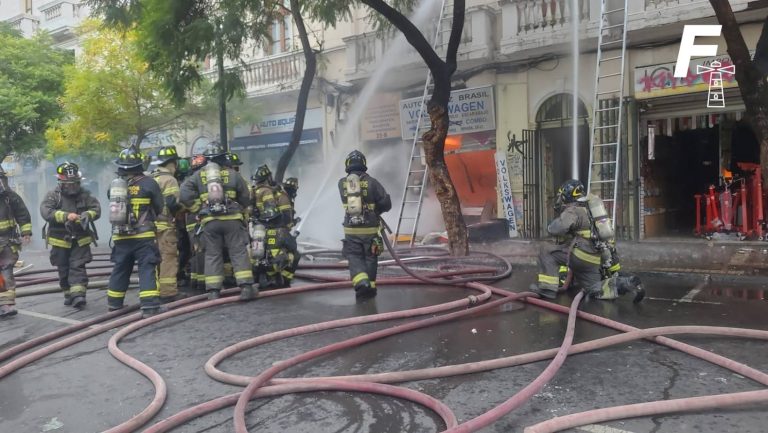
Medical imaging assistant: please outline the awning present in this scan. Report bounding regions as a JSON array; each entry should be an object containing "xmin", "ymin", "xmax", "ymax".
[{"xmin": 230, "ymin": 129, "xmax": 322, "ymax": 151}]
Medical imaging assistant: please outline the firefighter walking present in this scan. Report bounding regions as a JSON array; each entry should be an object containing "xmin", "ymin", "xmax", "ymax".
[
  {"xmin": 107, "ymin": 147, "xmax": 166, "ymax": 318},
  {"xmin": 180, "ymin": 142, "xmax": 255, "ymax": 300},
  {"xmin": 0, "ymin": 166, "xmax": 32, "ymax": 318},
  {"xmin": 251, "ymin": 165, "xmax": 295, "ymax": 289},
  {"xmin": 338, "ymin": 150, "xmax": 391, "ymax": 300},
  {"xmin": 40, "ymin": 162, "xmax": 100, "ymax": 309},
  {"xmin": 533, "ymin": 179, "xmax": 643, "ymax": 302},
  {"xmin": 152, "ymin": 145, "xmax": 183, "ymax": 303}
]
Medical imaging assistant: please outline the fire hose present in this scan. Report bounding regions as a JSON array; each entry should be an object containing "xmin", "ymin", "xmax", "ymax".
[{"xmin": 1, "ymin": 242, "xmax": 768, "ymax": 432}]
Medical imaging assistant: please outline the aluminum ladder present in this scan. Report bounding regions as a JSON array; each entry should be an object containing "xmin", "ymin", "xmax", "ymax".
[
  {"xmin": 587, "ymin": 0, "xmax": 629, "ymax": 224},
  {"xmin": 393, "ymin": 0, "xmax": 454, "ymax": 246}
]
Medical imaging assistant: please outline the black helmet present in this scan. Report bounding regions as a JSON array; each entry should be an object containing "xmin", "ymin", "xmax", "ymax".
[
  {"xmin": 115, "ymin": 146, "xmax": 144, "ymax": 170},
  {"xmin": 227, "ymin": 152, "xmax": 243, "ymax": 166},
  {"xmin": 56, "ymin": 162, "xmax": 82, "ymax": 182},
  {"xmin": 156, "ymin": 145, "xmax": 180, "ymax": 165},
  {"xmin": 203, "ymin": 141, "xmax": 226, "ymax": 158},
  {"xmin": 252, "ymin": 164, "xmax": 273, "ymax": 184},
  {"xmin": 283, "ymin": 177, "xmax": 298, "ymax": 197},
  {"xmin": 345, "ymin": 150, "xmax": 367, "ymax": 173},
  {"xmin": 557, "ymin": 179, "xmax": 586, "ymax": 204}
]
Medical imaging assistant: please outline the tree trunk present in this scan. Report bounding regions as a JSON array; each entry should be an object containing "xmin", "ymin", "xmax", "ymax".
[
  {"xmin": 275, "ymin": 0, "xmax": 316, "ymax": 184},
  {"xmin": 709, "ymin": 2, "xmax": 768, "ymax": 182},
  {"xmin": 361, "ymin": 0, "xmax": 469, "ymax": 255}
]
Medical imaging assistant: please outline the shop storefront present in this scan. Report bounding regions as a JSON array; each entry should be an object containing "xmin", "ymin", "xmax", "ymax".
[
  {"xmin": 230, "ymin": 108, "xmax": 324, "ymax": 179},
  {"xmin": 634, "ymin": 54, "xmax": 758, "ymax": 239}
]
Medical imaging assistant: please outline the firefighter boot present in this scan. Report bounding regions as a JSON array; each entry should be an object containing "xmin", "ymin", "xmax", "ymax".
[
  {"xmin": 238, "ymin": 284, "xmax": 259, "ymax": 301},
  {"xmin": 529, "ymin": 283, "xmax": 558, "ymax": 300},
  {"xmin": 63, "ymin": 292, "xmax": 72, "ymax": 306},
  {"xmin": 355, "ymin": 281, "xmax": 377, "ymax": 300},
  {"xmin": 617, "ymin": 274, "xmax": 645, "ymax": 303},
  {"xmin": 208, "ymin": 289, "xmax": 221, "ymax": 300},
  {"xmin": 0, "ymin": 304, "xmax": 17, "ymax": 318},
  {"xmin": 70, "ymin": 295, "xmax": 86, "ymax": 309},
  {"xmin": 141, "ymin": 305, "xmax": 168, "ymax": 319}
]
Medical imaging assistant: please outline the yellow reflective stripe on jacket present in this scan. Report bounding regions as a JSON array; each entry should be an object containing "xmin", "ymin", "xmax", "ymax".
[
  {"xmin": 54, "ymin": 211, "xmax": 68, "ymax": 223},
  {"xmin": 132, "ymin": 198, "xmax": 151, "ymax": 205},
  {"xmin": 156, "ymin": 221, "xmax": 172, "ymax": 231},
  {"xmin": 163, "ymin": 186, "xmax": 180, "ymax": 195},
  {"xmin": 86, "ymin": 210, "xmax": 98, "ymax": 219},
  {"xmin": 573, "ymin": 248, "xmax": 602, "ymax": 265},
  {"xmin": 77, "ymin": 237, "xmax": 93, "ymax": 247},
  {"xmin": 19, "ymin": 223, "xmax": 31, "ymax": 233},
  {"xmin": 200, "ymin": 214, "xmax": 244, "ymax": 225},
  {"xmin": 278, "ymin": 205, "xmax": 292, "ymax": 211},
  {"xmin": 576, "ymin": 229, "xmax": 592, "ymax": 239},
  {"xmin": 608, "ymin": 263, "xmax": 621, "ymax": 272},
  {"xmin": 47, "ymin": 237, "xmax": 72, "ymax": 248},
  {"xmin": 189, "ymin": 199, "xmax": 202, "ymax": 213},
  {"xmin": 186, "ymin": 223, "xmax": 197, "ymax": 232},
  {"xmin": 0, "ymin": 220, "xmax": 13, "ymax": 230},
  {"xmin": 113, "ymin": 231, "xmax": 156, "ymax": 241},
  {"xmin": 226, "ymin": 190, "xmax": 237, "ymax": 198},
  {"xmin": 343, "ymin": 226, "xmax": 380, "ymax": 235}
]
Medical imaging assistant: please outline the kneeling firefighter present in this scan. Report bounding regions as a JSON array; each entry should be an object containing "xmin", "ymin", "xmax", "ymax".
[
  {"xmin": 180, "ymin": 142, "xmax": 255, "ymax": 300},
  {"xmin": 250, "ymin": 165, "xmax": 296, "ymax": 289},
  {"xmin": 107, "ymin": 147, "xmax": 166, "ymax": 318},
  {"xmin": 338, "ymin": 150, "xmax": 391, "ymax": 300},
  {"xmin": 40, "ymin": 162, "xmax": 101, "ymax": 309},
  {"xmin": 533, "ymin": 179, "xmax": 644, "ymax": 302}
]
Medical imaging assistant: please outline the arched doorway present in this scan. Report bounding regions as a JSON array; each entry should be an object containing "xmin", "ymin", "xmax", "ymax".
[{"xmin": 536, "ymin": 93, "xmax": 590, "ymax": 222}]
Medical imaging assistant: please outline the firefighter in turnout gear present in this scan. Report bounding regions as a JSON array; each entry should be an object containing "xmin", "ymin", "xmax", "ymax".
[
  {"xmin": 180, "ymin": 142, "xmax": 255, "ymax": 300},
  {"xmin": 174, "ymin": 158, "xmax": 192, "ymax": 289},
  {"xmin": 185, "ymin": 154, "xmax": 208, "ymax": 291},
  {"xmin": 338, "ymin": 150, "xmax": 391, "ymax": 300},
  {"xmin": 107, "ymin": 147, "xmax": 166, "ymax": 318},
  {"xmin": 40, "ymin": 162, "xmax": 101, "ymax": 309},
  {"xmin": 227, "ymin": 152, "xmax": 243, "ymax": 172},
  {"xmin": 281, "ymin": 176, "xmax": 301, "ymax": 284},
  {"xmin": 0, "ymin": 166, "xmax": 32, "ymax": 318},
  {"xmin": 251, "ymin": 165, "xmax": 296, "ymax": 289},
  {"xmin": 533, "ymin": 179, "xmax": 644, "ymax": 302},
  {"xmin": 152, "ymin": 146, "xmax": 183, "ymax": 303}
]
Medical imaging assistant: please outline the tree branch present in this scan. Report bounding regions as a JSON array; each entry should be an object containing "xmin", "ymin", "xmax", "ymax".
[
  {"xmin": 445, "ymin": 0, "xmax": 465, "ymax": 73},
  {"xmin": 708, "ymin": 0, "xmax": 755, "ymax": 80},
  {"xmin": 360, "ymin": 0, "xmax": 445, "ymax": 73}
]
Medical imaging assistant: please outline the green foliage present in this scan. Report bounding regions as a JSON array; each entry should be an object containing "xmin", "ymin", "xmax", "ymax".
[
  {"xmin": 46, "ymin": 20, "xmax": 201, "ymax": 160},
  {"xmin": 0, "ymin": 27, "xmax": 71, "ymax": 159}
]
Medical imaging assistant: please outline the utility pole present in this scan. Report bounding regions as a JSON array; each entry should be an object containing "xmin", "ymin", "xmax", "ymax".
[{"xmin": 216, "ymin": 18, "xmax": 228, "ymax": 151}]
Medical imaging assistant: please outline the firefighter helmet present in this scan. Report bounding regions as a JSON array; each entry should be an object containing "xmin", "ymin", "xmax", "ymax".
[
  {"xmin": 203, "ymin": 141, "xmax": 226, "ymax": 158},
  {"xmin": 345, "ymin": 150, "xmax": 367, "ymax": 173},
  {"xmin": 56, "ymin": 162, "xmax": 82, "ymax": 182},
  {"xmin": 115, "ymin": 146, "xmax": 144, "ymax": 170},
  {"xmin": 177, "ymin": 158, "xmax": 190, "ymax": 175},
  {"xmin": 156, "ymin": 145, "xmax": 180, "ymax": 165},
  {"xmin": 227, "ymin": 152, "xmax": 243, "ymax": 166},
  {"xmin": 283, "ymin": 177, "xmax": 298, "ymax": 197},
  {"xmin": 252, "ymin": 165, "xmax": 273, "ymax": 184},
  {"xmin": 557, "ymin": 179, "xmax": 586, "ymax": 204}
]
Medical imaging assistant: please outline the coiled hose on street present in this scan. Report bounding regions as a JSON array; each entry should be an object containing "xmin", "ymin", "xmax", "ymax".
[{"xmin": 1, "ymin": 238, "xmax": 767, "ymax": 433}]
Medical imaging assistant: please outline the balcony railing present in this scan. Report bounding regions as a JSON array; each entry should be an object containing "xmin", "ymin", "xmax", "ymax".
[
  {"xmin": 344, "ymin": 5, "xmax": 492, "ymax": 79},
  {"xmin": 206, "ymin": 51, "xmax": 306, "ymax": 97},
  {"xmin": 38, "ymin": 0, "xmax": 87, "ymax": 41},
  {"xmin": 500, "ymin": 0, "xmax": 755, "ymax": 55},
  {"xmin": 7, "ymin": 14, "xmax": 40, "ymax": 37}
]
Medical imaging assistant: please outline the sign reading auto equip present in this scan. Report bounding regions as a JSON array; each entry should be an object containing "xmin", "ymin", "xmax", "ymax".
[
  {"xmin": 634, "ymin": 54, "xmax": 739, "ymax": 100},
  {"xmin": 234, "ymin": 108, "xmax": 323, "ymax": 137},
  {"xmin": 399, "ymin": 85, "xmax": 496, "ymax": 140}
]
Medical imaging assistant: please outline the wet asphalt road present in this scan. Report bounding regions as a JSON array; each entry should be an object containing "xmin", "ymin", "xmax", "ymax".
[{"xmin": 1, "ymin": 261, "xmax": 768, "ymax": 433}]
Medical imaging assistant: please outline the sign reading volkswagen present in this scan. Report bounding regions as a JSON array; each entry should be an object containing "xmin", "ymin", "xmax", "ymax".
[{"xmin": 399, "ymin": 85, "xmax": 495, "ymax": 140}]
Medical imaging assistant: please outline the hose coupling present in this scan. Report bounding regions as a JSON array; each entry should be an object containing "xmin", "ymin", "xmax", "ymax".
[{"xmin": 467, "ymin": 295, "xmax": 479, "ymax": 306}]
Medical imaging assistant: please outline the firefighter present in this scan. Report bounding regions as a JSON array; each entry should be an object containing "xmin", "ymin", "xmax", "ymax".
[
  {"xmin": 40, "ymin": 162, "xmax": 101, "ymax": 309},
  {"xmin": 107, "ymin": 147, "xmax": 165, "ymax": 318},
  {"xmin": 180, "ymin": 142, "xmax": 255, "ymax": 300},
  {"xmin": 185, "ymin": 154, "xmax": 208, "ymax": 291},
  {"xmin": 281, "ymin": 176, "xmax": 301, "ymax": 284},
  {"xmin": 175, "ymin": 158, "xmax": 192, "ymax": 289},
  {"xmin": 0, "ymin": 166, "xmax": 32, "ymax": 318},
  {"xmin": 152, "ymin": 145, "xmax": 183, "ymax": 303},
  {"xmin": 338, "ymin": 150, "xmax": 391, "ymax": 300},
  {"xmin": 533, "ymin": 179, "xmax": 644, "ymax": 302},
  {"xmin": 251, "ymin": 165, "xmax": 295, "ymax": 289}
]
